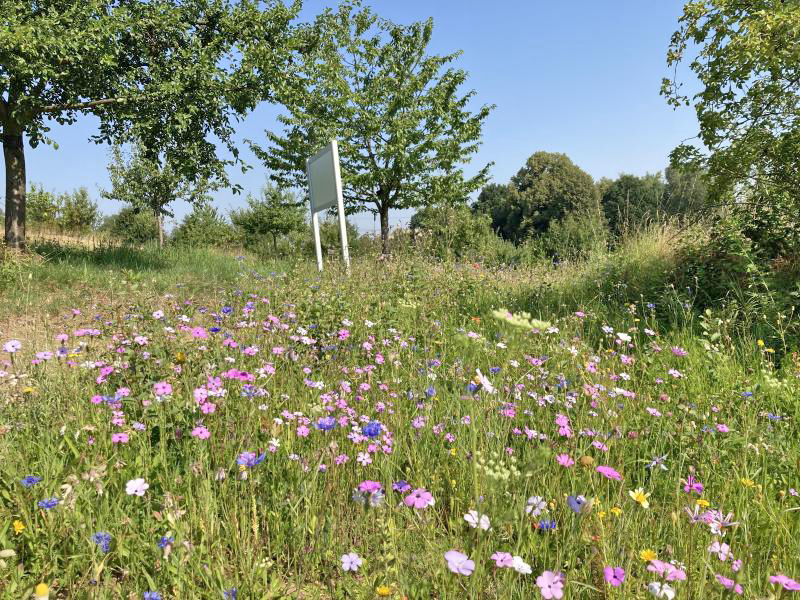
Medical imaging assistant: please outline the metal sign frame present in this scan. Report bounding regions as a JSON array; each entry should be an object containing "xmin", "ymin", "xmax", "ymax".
[{"xmin": 306, "ymin": 139, "xmax": 350, "ymax": 272}]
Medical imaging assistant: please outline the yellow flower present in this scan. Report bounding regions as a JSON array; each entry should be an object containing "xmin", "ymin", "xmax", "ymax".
[
  {"xmin": 597, "ymin": 510, "xmax": 607, "ymax": 519},
  {"xmin": 757, "ymin": 339, "xmax": 765, "ymax": 347},
  {"xmin": 449, "ymin": 448, "xmax": 457, "ymax": 457},
  {"xmin": 13, "ymin": 520, "xmax": 24, "ymax": 535},
  {"xmin": 740, "ymin": 478, "xmax": 756, "ymax": 488},
  {"xmin": 696, "ymin": 498, "xmax": 710, "ymax": 508},
  {"xmin": 640, "ymin": 549, "xmax": 657, "ymax": 561},
  {"xmin": 610, "ymin": 506, "xmax": 623, "ymax": 516},
  {"xmin": 34, "ymin": 583, "xmax": 49, "ymax": 599},
  {"xmin": 376, "ymin": 585, "xmax": 392, "ymax": 597},
  {"xmin": 22, "ymin": 386, "xmax": 35, "ymax": 394},
  {"xmin": 628, "ymin": 487, "xmax": 650, "ymax": 509}
]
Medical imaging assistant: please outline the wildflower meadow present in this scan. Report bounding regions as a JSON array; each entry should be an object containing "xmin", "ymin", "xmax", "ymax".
[{"xmin": 1, "ymin": 255, "xmax": 798, "ymax": 599}]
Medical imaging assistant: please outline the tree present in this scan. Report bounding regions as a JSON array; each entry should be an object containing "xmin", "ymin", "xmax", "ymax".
[
  {"xmin": 100, "ymin": 206, "xmax": 159, "ymax": 245},
  {"xmin": 1, "ymin": 0, "xmax": 300, "ymax": 249},
  {"xmin": 59, "ymin": 188, "xmax": 100, "ymax": 233},
  {"xmin": 231, "ymin": 185, "xmax": 306, "ymax": 253},
  {"xmin": 601, "ymin": 173, "xmax": 666, "ymax": 237},
  {"xmin": 172, "ymin": 203, "xmax": 237, "ymax": 248},
  {"xmin": 475, "ymin": 152, "xmax": 602, "ymax": 244},
  {"xmin": 102, "ymin": 146, "xmax": 215, "ymax": 249},
  {"xmin": 663, "ymin": 1, "xmax": 800, "ymax": 204},
  {"xmin": 251, "ymin": 1, "xmax": 493, "ymax": 254},
  {"xmin": 472, "ymin": 183, "xmax": 516, "ymax": 239},
  {"xmin": 663, "ymin": 166, "xmax": 709, "ymax": 216}
]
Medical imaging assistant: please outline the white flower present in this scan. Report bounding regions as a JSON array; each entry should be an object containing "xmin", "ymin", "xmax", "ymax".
[
  {"xmin": 341, "ymin": 552, "xmax": 362, "ymax": 572},
  {"xmin": 3, "ymin": 339, "xmax": 21, "ymax": 353},
  {"xmin": 464, "ymin": 510, "xmax": 491, "ymax": 530},
  {"xmin": 125, "ymin": 478, "xmax": 149, "ymax": 496},
  {"xmin": 511, "ymin": 555, "xmax": 532, "ymax": 574},
  {"xmin": 526, "ymin": 496, "xmax": 547, "ymax": 517},
  {"xmin": 616, "ymin": 332, "xmax": 632, "ymax": 343},
  {"xmin": 475, "ymin": 369, "xmax": 496, "ymax": 394},
  {"xmin": 648, "ymin": 582, "xmax": 676, "ymax": 599}
]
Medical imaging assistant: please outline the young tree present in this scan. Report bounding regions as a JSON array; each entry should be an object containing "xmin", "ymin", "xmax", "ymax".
[
  {"xmin": 251, "ymin": 1, "xmax": 493, "ymax": 254},
  {"xmin": 59, "ymin": 188, "xmax": 100, "ymax": 233},
  {"xmin": 663, "ymin": 1, "xmax": 800, "ymax": 203},
  {"xmin": 172, "ymin": 203, "xmax": 237, "ymax": 248},
  {"xmin": 231, "ymin": 185, "xmax": 306, "ymax": 252},
  {"xmin": 601, "ymin": 173, "xmax": 666, "ymax": 237},
  {"xmin": 1, "ymin": 0, "xmax": 300, "ymax": 249},
  {"xmin": 101, "ymin": 146, "xmax": 215, "ymax": 249}
]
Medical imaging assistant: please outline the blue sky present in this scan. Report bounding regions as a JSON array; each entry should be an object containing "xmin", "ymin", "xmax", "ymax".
[{"xmin": 12, "ymin": 0, "xmax": 698, "ymax": 234}]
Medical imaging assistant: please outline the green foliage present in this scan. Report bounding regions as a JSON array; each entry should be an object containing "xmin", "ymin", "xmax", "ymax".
[
  {"xmin": 230, "ymin": 186, "xmax": 306, "ymax": 254},
  {"xmin": 1, "ymin": 0, "xmax": 301, "ymax": 245},
  {"xmin": 171, "ymin": 204, "xmax": 238, "ymax": 249},
  {"xmin": 664, "ymin": 1, "xmax": 800, "ymax": 210},
  {"xmin": 251, "ymin": 1, "xmax": 493, "ymax": 251},
  {"xmin": 25, "ymin": 184, "xmax": 99, "ymax": 232},
  {"xmin": 534, "ymin": 209, "xmax": 608, "ymax": 261},
  {"xmin": 100, "ymin": 207, "xmax": 159, "ymax": 246},
  {"xmin": 601, "ymin": 173, "xmax": 666, "ymax": 237},
  {"xmin": 663, "ymin": 166, "xmax": 709, "ymax": 216},
  {"xmin": 737, "ymin": 188, "xmax": 800, "ymax": 262},
  {"xmin": 474, "ymin": 152, "xmax": 604, "ymax": 246},
  {"xmin": 410, "ymin": 203, "xmax": 500, "ymax": 261},
  {"xmin": 58, "ymin": 187, "xmax": 100, "ymax": 233}
]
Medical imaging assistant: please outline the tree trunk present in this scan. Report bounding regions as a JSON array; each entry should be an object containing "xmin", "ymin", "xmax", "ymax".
[
  {"xmin": 379, "ymin": 203, "xmax": 390, "ymax": 255},
  {"xmin": 3, "ymin": 131, "xmax": 26, "ymax": 250},
  {"xmin": 157, "ymin": 212, "xmax": 164, "ymax": 249}
]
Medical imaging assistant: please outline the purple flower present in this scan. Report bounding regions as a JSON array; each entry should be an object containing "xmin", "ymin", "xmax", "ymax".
[
  {"xmin": 404, "ymin": 488, "xmax": 435, "ymax": 509},
  {"xmin": 603, "ymin": 566, "xmax": 625, "ymax": 586},
  {"xmin": 444, "ymin": 550, "xmax": 474, "ymax": 576},
  {"xmin": 536, "ymin": 571, "xmax": 564, "ymax": 599}
]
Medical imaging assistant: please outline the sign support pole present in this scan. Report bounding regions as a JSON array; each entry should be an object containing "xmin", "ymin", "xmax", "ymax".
[
  {"xmin": 311, "ymin": 210, "xmax": 323, "ymax": 272},
  {"xmin": 331, "ymin": 140, "xmax": 350, "ymax": 273}
]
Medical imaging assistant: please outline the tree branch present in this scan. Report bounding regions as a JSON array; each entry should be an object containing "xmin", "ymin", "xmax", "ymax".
[{"xmin": 38, "ymin": 97, "xmax": 129, "ymax": 114}]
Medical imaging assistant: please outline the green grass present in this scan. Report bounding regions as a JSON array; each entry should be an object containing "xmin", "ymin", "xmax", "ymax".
[{"xmin": 0, "ymin": 234, "xmax": 798, "ymax": 599}]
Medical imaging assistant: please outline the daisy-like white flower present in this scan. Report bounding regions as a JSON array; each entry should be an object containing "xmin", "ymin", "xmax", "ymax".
[
  {"xmin": 125, "ymin": 478, "xmax": 149, "ymax": 497},
  {"xmin": 463, "ymin": 510, "xmax": 490, "ymax": 530}
]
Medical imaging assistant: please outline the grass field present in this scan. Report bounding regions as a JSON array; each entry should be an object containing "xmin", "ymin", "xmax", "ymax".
[{"xmin": 1, "ymin": 234, "xmax": 799, "ymax": 599}]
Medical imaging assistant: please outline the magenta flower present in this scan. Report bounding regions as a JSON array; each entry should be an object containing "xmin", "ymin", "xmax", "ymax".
[
  {"xmin": 770, "ymin": 574, "xmax": 800, "ymax": 591},
  {"xmin": 603, "ymin": 566, "xmax": 625, "ymax": 586},
  {"xmin": 404, "ymin": 488, "xmax": 435, "ymax": 509},
  {"xmin": 153, "ymin": 381, "xmax": 172, "ymax": 396},
  {"xmin": 444, "ymin": 550, "xmax": 474, "ymax": 576},
  {"xmin": 536, "ymin": 571, "xmax": 564, "ymax": 599},
  {"xmin": 716, "ymin": 574, "xmax": 743, "ymax": 594},
  {"xmin": 556, "ymin": 454, "xmax": 574, "ymax": 468},
  {"xmin": 358, "ymin": 480, "xmax": 382, "ymax": 494},
  {"xmin": 684, "ymin": 475, "xmax": 704, "ymax": 495},
  {"xmin": 111, "ymin": 432, "xmax": 129, "ymax": 444},
  {"xmin": 596, "ymin": 466, "xmax": 622, "ymax": 481},
  {"xmin": 191, "ymin": 426, "xmax": 210, "ymax": 440},
  {"xmin": 647, "ymin": 560, "xmax": 687, "ymax": 582},
  {"xmin": 491, "ymin": 551, "xmax": 514, "ymax": 568}
]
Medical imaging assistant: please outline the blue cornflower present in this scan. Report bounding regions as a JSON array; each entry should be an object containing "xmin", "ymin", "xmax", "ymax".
[
  {"xmin": 236, "ymin": 451, "xmax": 266, "ymax": 468},
  {"xmin": 21, "ymin": 475, "xmax": 42, "ymax": 488},
  {"xmin": 158, "ymin": 535, "xmax": 174, "ymax": 549},
  {"xmin": 742, "ymin": 391, "xmax": 753, "ymax": 398},
  {"xmin": 224, "ymin": 589, "xmax": 237, "ymax": 599},
  {"xmin": 489, "ymin": 366, "xmax": 501, "ymax": 374},
  {"xmin": 38, "ymin": 497, "xmax": 59, "ymax": 510},
  {"xmin": 221, "ymin": 306, "xmax": 233, "ymax": 314},
  {"xmin": 316, "ymin": 417, "xmax": 336, "ymax": 431},
  {"xmin": 467, "ymin": 382, "xmax": 479, "ymax": 393},
  {"xmin": 538, "ymin": 519, "xmax": 557, "ymax": 531},
  {"xmin": 209, "ymin": 327, "xmax": 221, "ymax": 333},
  {"xmin": 362, "ymin": 421, "xmax": 382, "ymax": 438},
  {"xmin": 92, "ymin": 532, "xmax": 112, "ymax": 553},
  {"xmin": 143, "ymin": 592, "xmax": 161, "ymax": 600},
  {"xmin": 425, "ymin": 385, "xmax": 436, "ymax": 397},
  {"xmin": 647, "ymin": 302, "xmax": 656, "ymax": 310},
  {"xmin": 567, "ymin": 495, "xmax": 587, "ymax": 514}
]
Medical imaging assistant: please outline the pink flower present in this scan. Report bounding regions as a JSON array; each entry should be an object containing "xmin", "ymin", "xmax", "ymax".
[
  {"xmin": 716, "ymin": 423, "xmax": 730, "ymax": 433},
  {"xmin": 200, "ymin": 402, "xmax": 216, "ymax": 414},
  {"xmin": 770, "ymin": 574, "xmax": 800, "ymax": 591},
  {"xmin": 716, "ymin": 574, "xmax": 743, "ymax": 594},
  {"xmin": 684, "ymin": 475, "xmax": 704, "ymax": 495},
  {"xmin": 296, "ymin": 425, "xmax": 310, "ymax": 437},
  {"xmin": 190, "ymin": 327, "xmax": 208, "ymax": 339},
  {"xmin": 708, "ymin": 541, "xmax": 732, "ymax": 561},
  {"xmin": 358, "ymin": 480, "xmax": 382, "ymax": 493},
  {"xmin": 556, "ymin": 454, "xmax": 574, "ymax": 468},
  {"xmin": 111, "ymin": 432, "xmax": 129, "ymax": 444},
  {"xmin": 491, "ymin": 552, "xmax": 514, "ymax": 568},
  {"xmin": 647, "ymin": 560, "xmax": 687, "ymax": 582},
  {"xmin": 596, "ymin": 466, "xmax": 622, "ymax": 481},
  {"xmin": 536, "ymin": 571, "xmax": 564, "ymax": 599},
  {"xmin": 153, "ymin": 381, "xmax": 172, "ymax": 396},
  {"xmin": 404, "ymin": 488, "xmax": 435, "ymax": 509},
  {"xmin": 444, "ymin": 550, "xmax": 474, "ymax": 576},
  {"xmin": 191, "ymin": 426, "xmax": 210, "ymax": 439},
  {"xmin": 603, "ymin": 566, "xmax": 625, "ymax": 587}
]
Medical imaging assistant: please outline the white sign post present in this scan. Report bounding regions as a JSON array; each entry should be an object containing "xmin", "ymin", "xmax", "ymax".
[{"xmin": 306, "ymin": 139, "xmax": 350, "ymax": 273}]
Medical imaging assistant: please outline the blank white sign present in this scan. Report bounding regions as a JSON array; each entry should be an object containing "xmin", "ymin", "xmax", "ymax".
[{"xmin": 307, "ymin": 143, "xmax": 338, "ymax": 213}]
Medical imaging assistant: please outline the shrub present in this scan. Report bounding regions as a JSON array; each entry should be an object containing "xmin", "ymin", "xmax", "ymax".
[
  {"xmin": 171, "ymin": 204, "xmax": 238, "ymax": 248},
  {"xmin": 100, "ymin": 207, "xmax": 160, "ymax": 245}
]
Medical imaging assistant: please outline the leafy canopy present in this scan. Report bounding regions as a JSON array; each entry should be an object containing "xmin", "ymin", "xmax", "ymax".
[
  {"xmin": 250, "ymin": 1, "xmax": 493, "ymax": 249},
  {"xmin": 663, "ymin": 1, "xmax": 800, "ymax": 201}
]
